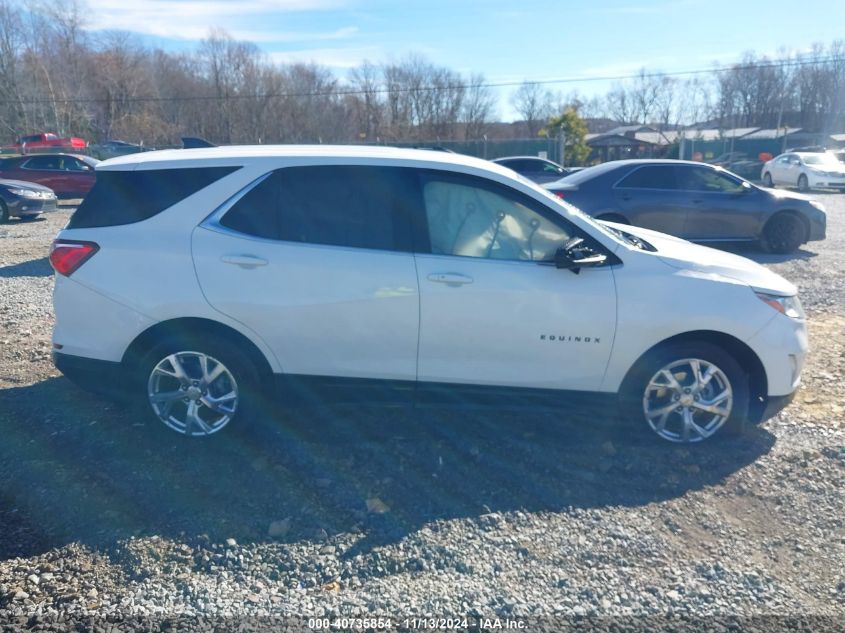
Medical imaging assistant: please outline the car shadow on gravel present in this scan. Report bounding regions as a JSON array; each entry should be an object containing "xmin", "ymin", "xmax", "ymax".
[
  {"xmin": 0, "ymin": 256, "xmax": 52, "ymax": 278},
  {"xmin": 718, "ymin": 243, "xmax": 818, "ymax": 264},
  {"xmin": 0, "ymin": 377, "xmax": 775, "ymax": 561}
]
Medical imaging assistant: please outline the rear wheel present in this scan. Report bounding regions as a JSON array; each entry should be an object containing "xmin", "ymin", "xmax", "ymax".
[
  {"xmin": 139, "ymin": 337, "xmax": 261, "ymax": 437},
  {"xmin": 762, "ymin": 213, "xmax": 805, "ymax": 254},
  {"xmin": 619, "ymin": 342, "xmax": 749, "ymax": 444},
  {"xmin": 762, "ymin": 172, "xmax": 774, "ymax": 188},
  {"xmin": 797, "ymin": 174, "xmax": 809, "ymax": 192}
]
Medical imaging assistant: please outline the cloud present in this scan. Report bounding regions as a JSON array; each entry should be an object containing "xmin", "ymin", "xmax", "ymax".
[{"xmin": 83, "ymin": 0, "xmax": 352, "ymax": 41}]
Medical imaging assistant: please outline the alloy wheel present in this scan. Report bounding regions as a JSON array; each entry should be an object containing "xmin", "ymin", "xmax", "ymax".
[
  {"xmin": 147, "ymin": 351, "xmax": 239, "ymax": 436},
  {"xmin": 642, "ymin": 358, "xmax": 733, "ymax": 443}
]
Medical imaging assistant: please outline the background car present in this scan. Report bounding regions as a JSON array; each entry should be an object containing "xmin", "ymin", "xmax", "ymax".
[
  {"xmin": 492, "ymin": 156, "xmax": 571, "ymax": 183},
  {"xmin": 544, "ymin": 159, "xmax": 826, "ymax": 253},
  {"xmin": 708, "ymin": 151, "xmax": 763, "ymax": 181},
  {"xmin": 89, "ymin": 139, "xmax": 146, "ymax": 160},
  {"xmin": 0, "ymin": 178, "xmax": 57, "ymax": 222},
  {"xmin": 761, "ymin": 151, "xmax": 845, "ymax": 192},
  {"xmin": 0, "ymin": 153, "xmax": 98, "ymax": 198}
]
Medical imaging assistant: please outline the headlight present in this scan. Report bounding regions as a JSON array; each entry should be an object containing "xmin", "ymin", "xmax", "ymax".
[
  {"xmin": 755, "ymin": 292, "xmax": 804, "ymax": 319},
  {"xmin": 7, "ymin": 188, "xmax": 42, "ymax": 199}
]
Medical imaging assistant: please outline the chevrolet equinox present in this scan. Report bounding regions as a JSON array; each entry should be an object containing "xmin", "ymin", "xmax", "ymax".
[{"xmin": 50, "ymin": 146, "xmax": 808, "ymax": 443}]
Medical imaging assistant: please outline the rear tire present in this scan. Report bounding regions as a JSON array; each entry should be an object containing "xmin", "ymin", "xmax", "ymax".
[
  {"xmin": 138, "ymin": 336, "xmax": 263, "ymax": 438},
  {"xmin": 762, "ymin": 172, "xmax": 774, "ymax": 188},
  {"xmin": 618, "ymin": 342, "xmax": 749, "ymax": 444},
  {"xmin": 762, "ymin": 213, "xmax": 805, "ymax": 254}
]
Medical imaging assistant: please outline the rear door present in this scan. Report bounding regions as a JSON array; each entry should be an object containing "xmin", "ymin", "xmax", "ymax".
[
  {"xmin": 611, "ymin": 165, "xmax": 689, "ymax": 235},
  {"xmin": 192, "ymin": 165, "xmax": 421, "ymax": 382}
]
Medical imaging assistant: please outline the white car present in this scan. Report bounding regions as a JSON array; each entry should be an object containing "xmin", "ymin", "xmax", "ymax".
[
  {"xmin": 761, "ymin": 151, "xmax": 845, "ymax": 192},
  {"xmin": 50, "ymin": 146, "xmax": 807, "ymax": 444}
]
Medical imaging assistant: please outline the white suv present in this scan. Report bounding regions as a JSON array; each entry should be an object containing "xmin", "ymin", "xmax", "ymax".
[{"xmin": 50, "ymin": 146, "xmax": 807, "ymax": 443}]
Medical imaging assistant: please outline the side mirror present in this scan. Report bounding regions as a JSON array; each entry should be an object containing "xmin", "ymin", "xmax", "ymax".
[{"xmin": 555, "ymin": 244, "xmax": 608, "ymax": 273}]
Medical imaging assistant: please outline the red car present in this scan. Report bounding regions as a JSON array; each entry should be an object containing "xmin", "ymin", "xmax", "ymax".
[
  {"xmin": 0, "ymin": 154, "xmax": 98, "ymax": 198},
  {"xmin": 14, "ymin": 132, "xmax": 87, "ymax": 151}
]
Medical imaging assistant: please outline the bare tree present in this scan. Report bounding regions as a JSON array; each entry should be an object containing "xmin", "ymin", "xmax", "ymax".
[{"xmin": 510, "ymin": 81, "xmax": 555, "ymax": 136}]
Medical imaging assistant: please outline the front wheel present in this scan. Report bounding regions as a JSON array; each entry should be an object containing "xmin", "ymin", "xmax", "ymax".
[
  {"xmin": 0, "ymin": 201, "xmax": 9, "ymax": 224},
  {"xmin": 139, "ymin": 338, "xmax": 260, "ymax": 437},
  {"xmin": 620, "ymin": 342, "xmax": 749, "ymax": 444},
  {"xmin": 797, "ymin": 174, "xmax": 809, "ymax": 192},
  {"xmin": 762, "ymin": 214, "xmax": 805, "ymax": 254}
]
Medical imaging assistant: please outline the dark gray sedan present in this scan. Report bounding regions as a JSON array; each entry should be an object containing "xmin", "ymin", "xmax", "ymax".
[
  {"xmin": 544, "ymin": 159, "xmax": 827, "ymax": 253},
  {"xmin": 0, "ymin": 178, "xmax": 57, "ymax": 223}
]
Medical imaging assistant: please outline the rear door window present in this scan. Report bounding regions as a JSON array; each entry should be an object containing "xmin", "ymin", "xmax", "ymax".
[
  {"xmin": 615, "ymin": 166, "xmax": 680, "ymax": 190},
  {"xmin": 68, "ymin": 167, "xmax": 238, "ymax": 229},
  {"xmin": 218, "ymin": 165, "xmax": 415, "ymax": 252}
]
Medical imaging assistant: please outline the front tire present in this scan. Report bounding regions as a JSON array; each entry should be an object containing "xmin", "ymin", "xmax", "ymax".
[
  {"xmin": 762, "ymin": 213, "xmax": 805, "ymax": 254},
  {"xmin": 619, "ymin": 342, "xmax": 749, "ymax": 444},
  {"xmin": 0, "ymin": 201, "xmax": 9, "ymax": 224},
  {"xmin": 139, "ymin": 337, "xmax": 261, "ymax": 437},
  {"xmin": 797, "ymin": 174, "xmax": 809, "ymax": 192}
]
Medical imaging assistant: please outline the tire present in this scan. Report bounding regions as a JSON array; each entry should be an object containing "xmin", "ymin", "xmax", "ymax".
[
  {"xmin": 618, "ymin": 342, "xmax": 749, "ymax": 444},
  {"xmin": 762, "ymin": 213, "xmax": 805, "ymax": 254},
  {"xmin": 762, "ymin": 172, "xmax": 774, "ymax": 188},
  {"xmin": 596, "ymin": 213, "xmax": 630, "ymax": 225},
  {"xmin": 0, "ymin": 201, "xmax": 9, "ymax": 224},
  {"xmin": 797, "ymin": 174, "xmax": 809, "ymax": 192},
  {"xmin": 137, "ymin": 336, "xmax": 262, "ymax": 438}
]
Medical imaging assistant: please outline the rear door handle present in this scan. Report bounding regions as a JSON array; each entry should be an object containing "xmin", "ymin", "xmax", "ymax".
[
  {"xmin": 427, "ymin": 273, "xmax": 473, "ymax": 286},
  {"xmin": 221, "ymin": 254, "xmax": 268, "ymax": 268}
]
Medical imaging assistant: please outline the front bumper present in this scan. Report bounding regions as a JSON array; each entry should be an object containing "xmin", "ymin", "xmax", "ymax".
[
  {"xmin": 807, "ymin": 173, "xmax": 845, "ymax": 190},
  {"xmin": 746, "ymin": 313, "xmax": 808, "ymax": 398},
  {"xmin": 7, "ymin": 196, "xmax": 57, "ymax": 218}
]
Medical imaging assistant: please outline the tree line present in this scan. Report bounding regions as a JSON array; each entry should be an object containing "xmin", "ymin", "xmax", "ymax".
[{"xmin": 1, "ymin": 1, "xmax": 843, "ymax": 147}]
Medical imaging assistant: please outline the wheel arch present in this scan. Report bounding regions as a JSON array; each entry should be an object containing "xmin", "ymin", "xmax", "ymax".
[
  {"xmin": 619, "ymin": 330, "xmax": 767, "ymax": 414},
  {"xmin": 122, "ymin": 317, "xmax": 275, "ymax": 388}
]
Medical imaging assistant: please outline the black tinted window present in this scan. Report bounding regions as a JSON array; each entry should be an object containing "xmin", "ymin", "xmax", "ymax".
[
  {"xmin": 616, "ymin": 166, "xmax": 679, "ymax": 189},
  {"xmin": 221, "ymin": 165, "xmax": 413, "ymax": 251},
  {"xmin": 219, "ymin": 173, "xmax": 279, "ymax": 238},
  {"xmin": 69, "ymin": 167, "xmax": 238, "ymax": 229}
]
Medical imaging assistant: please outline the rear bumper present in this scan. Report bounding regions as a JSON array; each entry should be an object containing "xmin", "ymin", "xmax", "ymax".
[{"xmin": 53, "ymin": 351, "xmax": 128, "ymax": 397}]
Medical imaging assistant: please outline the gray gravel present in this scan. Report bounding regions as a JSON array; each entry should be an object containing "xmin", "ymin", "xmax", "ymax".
[{"xmin": 0, "ymin": 195, "xmax": 844, "ymax": 630}]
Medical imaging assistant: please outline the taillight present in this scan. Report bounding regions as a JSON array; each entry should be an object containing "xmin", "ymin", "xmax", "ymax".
[
  {"xmin": 553, "ymin": 191, "xmax": 565, "ymax": 199},
  {"xmin": 49, "ymin": 240, "xmax": 99, "ymax": 276}
]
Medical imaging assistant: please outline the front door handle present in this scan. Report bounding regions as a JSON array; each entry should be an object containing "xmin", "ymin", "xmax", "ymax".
[
  {"xmin": 221, "ymin": 254, "xmax": 268, "ymax": 268},
  {"xmin": 428, "ymin": 273, "xmax": 473, "ymax": 286}
]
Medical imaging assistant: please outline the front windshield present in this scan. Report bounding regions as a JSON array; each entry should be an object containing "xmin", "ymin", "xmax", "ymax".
[{"xmin": 802, "ymin": 153, "xmax": 839, "ymax": 165}]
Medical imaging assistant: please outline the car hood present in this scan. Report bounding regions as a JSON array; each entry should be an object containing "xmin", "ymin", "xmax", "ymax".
[
  {"xmin": 763, "ymin": 187, "xmax": 815, "ymax": 203},
  {"xmin": 606, "ymin": 222, "xmax": 797, "ymax": 296},
  {"xmin": 0, "ymin": 178, "xmax": 55, "ymax": 193}
]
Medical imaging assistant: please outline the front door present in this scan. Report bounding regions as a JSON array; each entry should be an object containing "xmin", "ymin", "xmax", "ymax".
[
  {"xmin": 413, "ymin": 171, "xmax": 617, "ymax": 391},
  {"xmin": 678, "ymin": 166, "xmax": 763, "ymax": 240}
]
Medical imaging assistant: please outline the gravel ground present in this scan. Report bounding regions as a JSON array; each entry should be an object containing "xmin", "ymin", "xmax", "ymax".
[{"xmin": 0, "ymin": 196, "xmax": 844, "ymax": 631}]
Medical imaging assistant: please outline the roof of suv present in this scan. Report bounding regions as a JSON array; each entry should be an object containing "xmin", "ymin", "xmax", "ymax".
[{"xmin": 98, "ymin": 144, "xmax": 504, "ymax": 174}]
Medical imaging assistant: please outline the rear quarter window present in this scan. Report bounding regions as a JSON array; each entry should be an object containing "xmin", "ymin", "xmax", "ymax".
[{"xmin": 68, "ymin": 166, "xmax": 239, "ymax": 229}]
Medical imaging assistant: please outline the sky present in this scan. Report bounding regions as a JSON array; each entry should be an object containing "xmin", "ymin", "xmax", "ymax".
[{"xmin": 80, "ymin": 0, "xmax": 845, "ymax": 121}]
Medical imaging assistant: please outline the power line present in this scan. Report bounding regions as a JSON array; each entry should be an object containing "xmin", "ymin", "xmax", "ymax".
[{"xmin": 1, "ymin": 53, "xmax": 841, "ymax": 106}]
